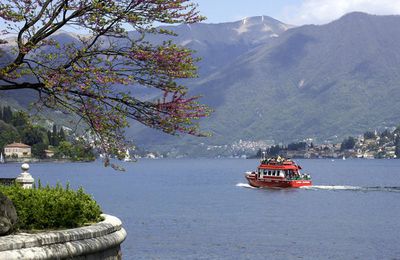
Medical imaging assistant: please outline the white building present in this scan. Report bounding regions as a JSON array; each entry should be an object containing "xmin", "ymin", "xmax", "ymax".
[{"xmin": 4, "ymin": 143, "xmax": 31, "ymax": 158}]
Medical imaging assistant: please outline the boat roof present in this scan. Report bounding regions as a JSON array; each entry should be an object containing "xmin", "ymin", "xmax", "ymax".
[
  {"xmin": 258, "ymin": 157, "xmax": 301, "ymax": 170},
  {"xmin": 258, "ymin": 164, "xmax": 299, "ymax": 170}
]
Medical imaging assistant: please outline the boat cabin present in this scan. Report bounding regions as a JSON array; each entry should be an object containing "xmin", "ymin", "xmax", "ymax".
[{"xmin": 245, "ymin": 156, "xmax": 312, "ymax": 188}]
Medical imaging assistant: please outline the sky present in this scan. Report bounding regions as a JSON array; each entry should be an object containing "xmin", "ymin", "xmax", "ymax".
[
  {"xmin": 1, "ymin": 0, "xmax": 400, "ymax": 33},
  {"xmin": 195, "ymin": 0, "xmax": 400, "ymax": 25}
]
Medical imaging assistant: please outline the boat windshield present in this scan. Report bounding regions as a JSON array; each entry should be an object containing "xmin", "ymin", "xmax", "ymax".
[{"xmin": 258, "ymin": 169, "xmax": 285, "ymax": 177}]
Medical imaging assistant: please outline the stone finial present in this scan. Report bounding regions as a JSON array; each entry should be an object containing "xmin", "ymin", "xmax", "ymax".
[
  {"xmin": 21, "ymin": 163, "xmax": 29, "ymax": 172},
  {"xmin": 15, "ymin": 163, "xmax": 34, "ymax": 189}
]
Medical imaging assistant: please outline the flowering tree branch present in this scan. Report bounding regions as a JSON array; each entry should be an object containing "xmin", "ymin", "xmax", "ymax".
[{"xmin": 0, "ymin": 0, "xmax": 211, "ymax": 167}]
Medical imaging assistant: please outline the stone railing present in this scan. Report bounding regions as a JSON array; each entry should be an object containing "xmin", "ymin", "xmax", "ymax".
[
  {"xmin": 0, "ymin": 214, "xmax": 127, "ymax": 259},
  {"xmin": 0, "ymin": 163, "xmax": 34, "ymax": 189},
  {"xmin": 0, "ymin": 164, "xmax": 127, "ymax": 259},
  {"xmin": 0, "ymin": 178, "xmax": 16, "ymax": 186}
]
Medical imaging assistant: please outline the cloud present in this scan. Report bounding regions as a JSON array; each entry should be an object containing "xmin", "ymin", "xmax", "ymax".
[{"xmin": 282, "ymin": 0, "xmax": 400, "ymax": 25}]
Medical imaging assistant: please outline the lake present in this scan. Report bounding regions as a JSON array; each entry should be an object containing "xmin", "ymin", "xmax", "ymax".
[{"xmin": 1, "ymin": 159, "xmax": 400, "ymax": 259}]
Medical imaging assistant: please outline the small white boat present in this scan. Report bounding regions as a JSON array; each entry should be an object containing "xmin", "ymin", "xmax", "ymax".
[
  {"xmin": 124, "ymin": 150, "xmax": 133, "ymax": 162},
  {"xmin": 0, "ymin": 153, "xmax": 5, "ymax": 164}
]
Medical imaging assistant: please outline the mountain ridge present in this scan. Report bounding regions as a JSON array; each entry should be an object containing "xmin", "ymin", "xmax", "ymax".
[
  {"xmin": 188, "ymin": 12, "xmax": 400, "ymax": 143},
  {"xmin": 2, "ymin": 12, "xmax": 400, "ymax": 155}
]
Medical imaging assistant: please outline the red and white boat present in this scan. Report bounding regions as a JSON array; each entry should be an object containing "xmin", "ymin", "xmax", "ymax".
[{"xmin": 245, "ymin": 156, "xmax": 312, "ymax": 188}]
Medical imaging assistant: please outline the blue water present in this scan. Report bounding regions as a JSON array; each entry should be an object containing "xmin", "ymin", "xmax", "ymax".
[{"xmin": 1, "ymin": 159, "xmax": 400, "ymax": 259}]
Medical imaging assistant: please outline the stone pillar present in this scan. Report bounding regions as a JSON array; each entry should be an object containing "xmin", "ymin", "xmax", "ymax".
[{"xmin": 15, "ymin": 163, "xmax": 34, "ymax": 189}]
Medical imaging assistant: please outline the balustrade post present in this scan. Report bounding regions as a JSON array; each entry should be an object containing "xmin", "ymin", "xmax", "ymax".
[{"xmin": 15, "ymin": 163, "xmax": 34, "ymax": 189}]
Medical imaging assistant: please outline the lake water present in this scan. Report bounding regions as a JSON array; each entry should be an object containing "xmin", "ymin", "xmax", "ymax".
[{"xmin": 1, "ymin": 159, "xmax": 400, "ymax": 259}]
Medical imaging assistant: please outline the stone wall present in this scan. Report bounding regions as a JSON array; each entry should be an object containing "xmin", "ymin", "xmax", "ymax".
[{"xmin": 0, "ymin": 214, "xmax": 127, "ymax": 259}]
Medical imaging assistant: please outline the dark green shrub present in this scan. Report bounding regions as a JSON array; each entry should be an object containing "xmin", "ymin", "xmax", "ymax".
[{"xmin": 0, "ymin": 183, "xmax": 102, "ymax": 230}]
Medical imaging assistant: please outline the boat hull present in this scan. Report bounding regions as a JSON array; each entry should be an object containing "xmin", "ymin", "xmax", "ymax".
[{"xmin": 245, "ymin": 174, "xmax": 312, "ymax": 188}]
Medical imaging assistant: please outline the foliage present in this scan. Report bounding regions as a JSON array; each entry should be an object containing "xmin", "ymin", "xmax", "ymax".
[
  {"xmin": 0, "ymin": 183, "xmax": 102, "ymax": 230},
  {"xmin": 380, "ymin": 129, "xmax": 393, "ymax": 139},
  {"xmin": 0, "ymin": 105, "xmax": 94, "ymax": 160},
  {"xmin": 48, "ymin": 124, "xmax": 64, "ymax": 146},
  {"xmin": 0, "ymin": 120, "xmax": 19, "ymax": 150},
  {"xmin": 341, "ymin": 136, "xmax": 356, "ymax": 150},
  {"xmin": 11, "ymin": 111, "xmax": 29, "ymax": 131},
  {"xmin": 287, "ymin": 142, "xmax": 307, "ymax": 151},
  {"xmin": 54, "ymin": 140, "xmax": 95, "ymax": 161},
  {"xmin": 395, "ymin": 135, "xmax": 400, "ymax": 158},
  {"xmin": 21, "ymin": 126, "xmax": 45, "ymax": 146},
  {"xmin": 0, "ymin": 106, "xmax": 47, "ymax": 151},
  {"xmin": 363, "ymin": 131, "xmax": 376, "ymax": 140},
  {"xmin": 266, "ymin": 145, "xmax": 283, "ymax": 157},
  {"xmin": 0, "ymin": 0, "xmax": 211, "ymax": 166},
  {"xmin": 0, "ymin": 106, "xmax": 13, "ymax": 123},
  {"xmin": 32, "ymin": 142, "xmax": 48, "ymax": 159}
]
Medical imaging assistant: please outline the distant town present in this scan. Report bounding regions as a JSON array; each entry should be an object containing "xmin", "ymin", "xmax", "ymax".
[
  {"xmin": 2, "ymin": 106, "xmax": 400, "ymax": 162},
  {"xmin": 211, "ymin": 128, "xmax": 400, "ymax": 160}
]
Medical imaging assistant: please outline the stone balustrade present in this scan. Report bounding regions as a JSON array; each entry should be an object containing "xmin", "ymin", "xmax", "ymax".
[
  {"xmin": 0, "ymin": 214, "xmax": 127, "ymax": 259},
  {"xmin": 0, "ymin": 163, "xmax": 35, "ymax": 188},
  {"xmin": 0, "ymin": 164, "xmax": 127, "ymax": 259}
]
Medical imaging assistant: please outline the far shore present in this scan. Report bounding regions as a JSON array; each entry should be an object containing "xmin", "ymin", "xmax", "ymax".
[{"xmin": 1, "ymin": 158, "xmax": 94, "ymax": 164}]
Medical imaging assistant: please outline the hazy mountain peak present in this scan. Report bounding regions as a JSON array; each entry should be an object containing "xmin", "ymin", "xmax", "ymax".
[
  {"xmin": 330, "ymin": 11, "xmax": 400, "ymax": 26},
  {"xmin": 233, "ymin": 15, "xmax": 292, "ymax": 36},
  {"xmin": 340, "ymin": 11, "xmax": 374, "ymax": 19},
  {"xmin": 236, "ymin": 15, "xmax": 290, "ymax": 25}
]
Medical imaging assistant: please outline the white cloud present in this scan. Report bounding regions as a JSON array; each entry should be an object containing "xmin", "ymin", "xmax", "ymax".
[{"xmin": 282, "ymin": 0, "xmax": 400, "ymax": 25}]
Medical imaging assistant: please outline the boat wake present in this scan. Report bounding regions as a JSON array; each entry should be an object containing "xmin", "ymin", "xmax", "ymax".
[
  {"xmin": 236, "ymin": 183, "xmax": 257, "ymax": 189},
  {"xmin": 236, "ymin": 183, "xmax": 400, "ymax": 193},
  {"xmin": 301, "ymin": 185, "xmax": 400, "ymax": 193}
]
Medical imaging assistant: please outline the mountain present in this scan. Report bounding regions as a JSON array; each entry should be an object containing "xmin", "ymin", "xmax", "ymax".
[
  {"xmin": 131, "ymin": 12, "xmax": 400, "ymax": 152},
  {"xmin": 140, "ymin": 16, "xmax": 293, "ymax": 76},
  {"xmin": 29, "ymin": 16, "xmax": 293, "ymax": 149},
  {"xmin": 0, "ymin": 17, "xmax": 291, "ymax": 111},
  {"xmin": 201, "ymin": 12, "xmax": 400, "ymax": 143},
  {"xmin": 3, "ymin": 13, "xmax": 400, "ymax": 155},
  {"xmin": 0, "ymin": 31, "xmax": 82, "ymax": 106}
]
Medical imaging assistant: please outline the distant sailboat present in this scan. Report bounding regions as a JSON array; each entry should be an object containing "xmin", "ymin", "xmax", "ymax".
[
  {"xmin": 342, "ymin": 156, "xmax": 346, "ymax": 160},
  {"xmin": 124, "ymin": 150, "xmax": 132, "ymax": 162},
  {"xmin": 0, "ymin": 153, "xmax": 5, "ymax": 164}
]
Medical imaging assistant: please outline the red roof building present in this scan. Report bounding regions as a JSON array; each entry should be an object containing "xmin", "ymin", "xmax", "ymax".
[{"xmin": 4, "ymin": 143, "xmax": 31, "ymax": 158}]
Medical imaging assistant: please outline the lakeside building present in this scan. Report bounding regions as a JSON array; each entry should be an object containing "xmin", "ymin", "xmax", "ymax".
[
  {"xmin": 44, "ymin": 149, "xmax": 55, "ymax": 158},
  {"xmin": 4, "ymin": 143, "xmax": 31, "ymax": 158}
]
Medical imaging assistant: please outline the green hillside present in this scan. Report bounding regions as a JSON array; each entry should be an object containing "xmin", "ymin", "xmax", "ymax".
[{"xmin": 189, "ymin": 12, "xmax": 400, "ymax": 144}]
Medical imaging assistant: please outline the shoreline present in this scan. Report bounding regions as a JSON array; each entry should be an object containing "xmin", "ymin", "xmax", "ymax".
[{"xmin": 1, "ymin": 158, "xmax": 94, "ymax": 164}]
